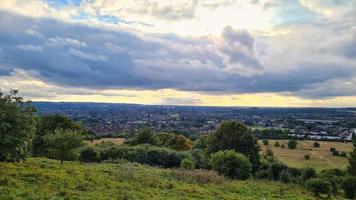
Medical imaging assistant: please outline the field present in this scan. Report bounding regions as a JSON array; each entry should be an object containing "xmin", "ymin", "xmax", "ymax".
[
  {"xmin": 85, "ymin": 138, "xmax": 125, "ymax": 146},
  {"xmin": 259, "ymin": 140, "xmax": 353, "ymax": 170},
  {"xmin": 0, "ymin": 158, "xmax": 327, "ymax": 200}
]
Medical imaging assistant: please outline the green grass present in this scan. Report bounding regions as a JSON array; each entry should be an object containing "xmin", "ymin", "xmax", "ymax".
[{"xmin": 0, "ymin": 158, "xmax": 325, "ymax": 200}]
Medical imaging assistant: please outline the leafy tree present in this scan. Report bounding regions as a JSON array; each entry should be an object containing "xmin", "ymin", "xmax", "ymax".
[
  {"xmin": 154, "ymin": 132, "xmax": 175, "ymax": 146},
  {"xmin": 43, "ymin": 129, "xmax": 84, "ymax": 164},
  {"xmin": 0, "ymin": 90, "xmax": 36, "ymax": 162},
  {"xmin": 210, "ymin": 150, "xmax": 252, "ymax": 180},
  {"xmin": 352, "ymin": 133, "xmax": 356, "ymax": 147},
  {"xmin": 33, "ymin": 114, "xmax": 90, "ymax": 156},
  {"xmin": 171, "ymin": 135, "xmax": 192, "ymax": 151},
  {"xmin": 180, "ymin": 158, "xmax": 195, "ymax": 170},
  {"xmin": 208, "ymin": 121, "xmax": 260, "ymax": 172},
  {"xmin": 287, "ymin": 140, "xmax": 298, "ymax": 149},
  {"xmin": 341, "ymin": 176, "xmax": 356, "ymax": 199},
  {"xmin": 131, "ymin": 128, "xmax": 156, "ymax": 145},
  {"xmin": 305, "ymin": 178, "xmax": 332, "ymax": 198},
  {"xmin": 347, "ymin": 148, "xmax": 356, "ymax": 176},
  {"xmin": 193, "ymin": 134, "xmax": 212, "ymax": 150},
  {"xmin": 301, "ymin": 167, "xmax": 317, "ymax": 182}
]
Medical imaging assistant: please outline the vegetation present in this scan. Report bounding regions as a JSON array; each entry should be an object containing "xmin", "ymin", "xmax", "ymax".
[
  {"xmin": 348, "ymin": 148, "xmax": 356, "ymax": 176},
  {"xmin": 313, "ymin": 142, "xmax": 320, "ymax": 148},
  {"xmin": 341, "ymin": 176, "xmax": 356, "ymax": 199},
  {"xmin": 304, "ymin": 155, "xmax": 310, "ymax": 160},
  {"xmin": 180, "ymin": 158, "xmax": 195, "ymax": 170},
  {"xmin": 263, "ymin": 139, "xmax": 269, "ymax": 145},
  {"xmin": 0, "ymin": 158, "xmax": 320, "ymax": 200},
  {"xmin": 43, "ymin": 129, "xmax": 84, "ymax": 164},
  {"xmin": 210, "ymin": 150, "xmax": 252, "ymax": 180},
  {"xmin": 288, "ymin": 140, "xmax": 298, "ymax": 149},
  {"xmin": 305, "ymin": 178, "xmax": 332, "ymax": 198},
  {"xmin": 207, "ymin": 121, "xmax": 260, "ymax": 172},
  {"xmin": 0, "ymin": 90, "xmax": 36, "ymax": 162}
]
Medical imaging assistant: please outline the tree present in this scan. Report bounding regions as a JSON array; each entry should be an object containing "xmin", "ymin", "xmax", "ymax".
[
  {"xmin": 180, "ymin": 158, "xmax": 195, "ymax": 170},
  {"xmin": 305, "ymin": 178, "xmax": 332, "ymax": 198},
  {"xmin": 347, "ymin": 148, "xmax": 356, "ymax": 176},
  {"xmin": 33, "ymin": 114, "xmax": 90, "ymax": 156},
  {"xmin": 341, "ymin": 176, "xmax": 356, "ymax": 199},
  {"xmin": 352, "ymin": 132, "xmax": 356, "ymax": 147},
  {"xmin": 171, "ymin": 135, "xmax": 192, "ymax": 151},
  {"xmin": 262, "ymin": 139, "xmax": 269, "ymax": 146},
  {"xmin": 131, "ymin": 128, "xmax": 156, "ymax": 145},
  {"xmin": 0, "ymin": 90, "xmax": 36, "ymax": 162},
  {"xmin": 210, "ymin": 150, "xmax": 252, "ymax": 180},
  {"xmin": 208, "ymin": 121, "xmax": 260, "ymax": 172},
  {"xmin": 287, "ymin": 140, "xmax": 298, "ymax": 149},
  {"xmin": 79, "ymin": 146, "xmax": 100, "ymax": 162},
  {"xmin": 43, "ymin": 129, "xmax": 84, "ymax": 164}
]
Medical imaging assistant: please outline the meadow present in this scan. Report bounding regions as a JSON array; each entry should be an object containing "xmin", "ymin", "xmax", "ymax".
[
  {"xmin": 0, "ymin": 158, "xmax": 324, "ymax": 200},
  {"xmin": 259, "ymin": 140, "xmax": 353, "ymax": 170}
]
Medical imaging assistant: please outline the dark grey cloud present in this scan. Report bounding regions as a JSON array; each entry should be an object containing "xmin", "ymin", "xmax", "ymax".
[{"xmin": 0, "ymin": 10, "xmax": 356, "ymax": 99}]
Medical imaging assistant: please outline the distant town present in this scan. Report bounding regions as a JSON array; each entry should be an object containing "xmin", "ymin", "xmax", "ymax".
[{"xmin": 33, "ymin": 102, "xmax": 356, "ymax": 141}]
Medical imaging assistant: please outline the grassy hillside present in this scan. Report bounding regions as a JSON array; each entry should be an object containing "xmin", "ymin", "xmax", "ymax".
[
  {"xmin": 259, "ymin": 140, "xmax": 353, "ymax": 170},
  {"xmin": 0, "ymin": 158, "xmax": 325, "ymax": 200}
]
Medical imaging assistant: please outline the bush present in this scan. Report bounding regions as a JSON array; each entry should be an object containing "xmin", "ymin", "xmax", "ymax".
[
  {"xmin": 279, "ymin": 169, "xmax": 292, "ymax": 183},
  {"xmin": 180, "ymin": 158, "xmax": 195, "ymax": 170},
  {"xmin": 287, "ymin": 140, "xmax": 298, "ymax": 149},
  {"xmin": 305, "ymin": 178, "xmax": 332, "ymax": 197},
  {"xmin": 340, "ymin": 151, "xmax": 347, "ymax": 157},
  {"xmin": 348, "ymin": 148, "xmax": 356, "ymax": 176},
  {"xmin": 281, "ymin": 144, "xmax": 286, "ymax": 148},
  {"xmin": 262, "ymin": 139, "xmax": 269, "ymax": 146},
  {"xmin": 100, "ymin": 145, "xmax": 187, "ymax": 168},
  {"xmin": 190, "ymin": 149, "xmax": 210, "ymax": 169},
  {"xmin": 263, "ymin": 147, "xmax": 274, "ymax": 157},
  {"xmin": 269, "ymin": 160, "xmax": 288, "ymax": 180},
  {"xmin": 304, "ymin": 155, "xmax": 310, "ymax": 160},
  {"xmin": 330, "ymin": 147, "xmax": 336, "ymax": 152},
  {"xmin": 274, "ymin": 141, "xmax": 280, "ymax": 147},
  {"xmin": 210, "ymin": 150, "xmax": 252, "ymax": 180},
  {"xmin": 301, "ymin": 167, "xmax": 317, "ymax": 182},
  {"xmin": 313, "ymin": 142, "xmax": 320, "ymax": 148},
  {"xmin": 332, "ymin": 150, "xmax": 339, "ymax": 156},
  {"xmin": 79, "ymin": 146, "xmax": 100, "ymax": 162},
  {"xmin": 341, "ymin": 176, "xmax": 356, "ymax": 199}
]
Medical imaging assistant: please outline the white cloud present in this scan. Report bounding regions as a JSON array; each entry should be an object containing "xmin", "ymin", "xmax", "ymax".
[
  {"xmin": 17, "ymin": 44, "xmax": 43, "ymax": 52},
  {"xmin": 69, "ymin": 48, "xmax": 107, "ymax": 61}
]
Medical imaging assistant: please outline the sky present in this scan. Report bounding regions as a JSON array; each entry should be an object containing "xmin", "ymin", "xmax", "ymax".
[{"xmin": 0, "ymin": 0, "xmax": 356, "ymax": 107}]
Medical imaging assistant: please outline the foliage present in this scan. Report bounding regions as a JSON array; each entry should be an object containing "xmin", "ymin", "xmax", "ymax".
[
  {"xmin": 79, "ymin": 146, "xmax": 100, "ymax": 162},
  {"xmin": 305, "ymin": 178, "xmax": 332, "ymax": 197},
  {"xmin": 332, "ymin": 150, "xmax": 339, "ymax": 156},
  {"xmin": 207, "ymin": 121, "xmax": 260, "ymax": 172},
  {"xmin": 0, "ymin": 158, "xmax": 319, "ymax": 200},
  {"xmin": 341, "ymin": 176, "xmax": 356, "ymax": 199},
  {"xmin": 171, "ymin": 135, "xmax": 193, "ymax": 151},
  {"xmin": 348, "ymin": 148, "xmax": 356, "ymax": 176},
  {"xmin": 180, "ymin": 158, "xmax": 195, "ymax": 170},
  {"xmin": 304, "ymin": 155, "xmax": 310, "ymax": 160},
  {"xmin": 262, "ymin": 139, "xmax": 269, "ymax": 146},
  {"xmin": 33, "ymin": 114, "xmax": 91, "ymax": 156},
  {"xmin": 263, "ymin": 147, "xmax": 274, "ymax": 158},
  {"xmin": 0, "ymin": 90, "xmax": 36, "ymax": 162},
  {"xmin": 100, "ymin": 144, "xmax": 187, "ymax": 168},
  {"xmin": 340, "ymin": 151, "xmax": 347, "ymax": 157},
  {"xmin": 274, "ymin": 141, "xmax": 280, "ymax": 147},
  {"xmin": 129, "ymin": 128, "xmax": 156, "ymax": 145},
  {"xmin": 330, "ymin": 147, "xmax": 336, "ymax": 152},
  {"xmin": 313, "ymin": 142, "xmax": 320, "ymax": 148},
  {"xmin": 43, "ymin": 129, "xmax": 84, "ymax": 163},
  {"xmin": 301, "ymin": 167, "xmax": 317, "ymax": 182},
  {"xmin": 190, "ymin": 149, "xmax": 210, "ymax": 169},
  {"xmin": 287, "ymin": 140, "xmax": 298, "ymax": 149},
  {"xmin": 193, "ymin": 134, "xmax": 212, "ymax": 150},
  {"xmin": 210, "ymin": 150, "xmax": 252, "ymax": 180}
]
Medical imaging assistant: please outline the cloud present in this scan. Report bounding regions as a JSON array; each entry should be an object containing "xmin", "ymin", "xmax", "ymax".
[
  {"xmin": 17, "ymin": 44, "xmax": 43, "ymax": 52},
  {"xmin": 0, "ymin": 9, "xmax": 356, "ymax": 100},
  {"xmin": 160, "ymin": 97, "xmax": 203, "ymax": 105}
]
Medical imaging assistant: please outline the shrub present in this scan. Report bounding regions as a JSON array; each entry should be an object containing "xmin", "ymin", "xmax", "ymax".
[
  {"xmin": 263, "ymin": 147, "xmax": 274, "ymax": 157},
  {"xmin": 332, "ymin": 150, "xmax": 339, "ymax": 156},
  {"xmin": 330, "ymin": 147, "xmax": 336, "ymax": 152},
  {"xmin": 301, "ymin": 167, "xmax": 317, "ymax": 182},
  {"xmin": 79, "ymin": 146, "xmax": 100, "ymax": 162},
  {"xmin": 279, "ymin": 169, "xmax": 292, "ymax": 183},
  {"xmin": 210, "ymin": 150, "xmax": 252, "ymax": 180},
  {"xmin": 274, "ymin": 141, "xmax": 280, "ymax": 147},
  {"xmin": 262, "ymin": 139, "xmax": 269, "ymax": 146},
  {"xmin": 341, "ymin": 176, "xmax": 356, "ymax": 199},
  {"xmin": 305, "ymin": 178, "xmax": 332, "ymax": 197},
  {"xmin": 287, "ymin": 140, "xmax": 298, "ymax": 149},
  {"xmin": 180, "ymin": 158, "xmax": 195, "ymax": 170},
  {"xmin": 100, "ymin": 145, "xmax": 187, "ymax": 168},
  {"xmin": 269, "ymin": 161, "xmax": 288, "ymax": 180},
  {"xmin": 313, "ymin": 142, "xmax": 320, "ymax": 148},
  {"xmin": 348, "ymin": 148, "xmax": 356, "ymax": 176},
  {"xmin": 281, "ymin": 144, "xmax": 286, "ymax": 148},
  {"xmin": 190, "ymin": 149, "xmax": 210, "ymax": 169},
  {"xmin": 340, "ymin": 151, "xmax": 347, "ymax": 157},
  {"xmin": 304, "ymin": 155, "xmax": 310, "ymax": 160}
]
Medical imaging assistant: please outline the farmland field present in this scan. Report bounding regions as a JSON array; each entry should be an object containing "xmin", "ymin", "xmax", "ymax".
[{"xmin": 259, "ymin": 140, "xmax": 353, "ymax": 170}]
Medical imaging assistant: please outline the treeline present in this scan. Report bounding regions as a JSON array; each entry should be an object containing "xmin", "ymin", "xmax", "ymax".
[{"xmin": 1, "ymin": 90, "xmax": 356, "ymax": 199}]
